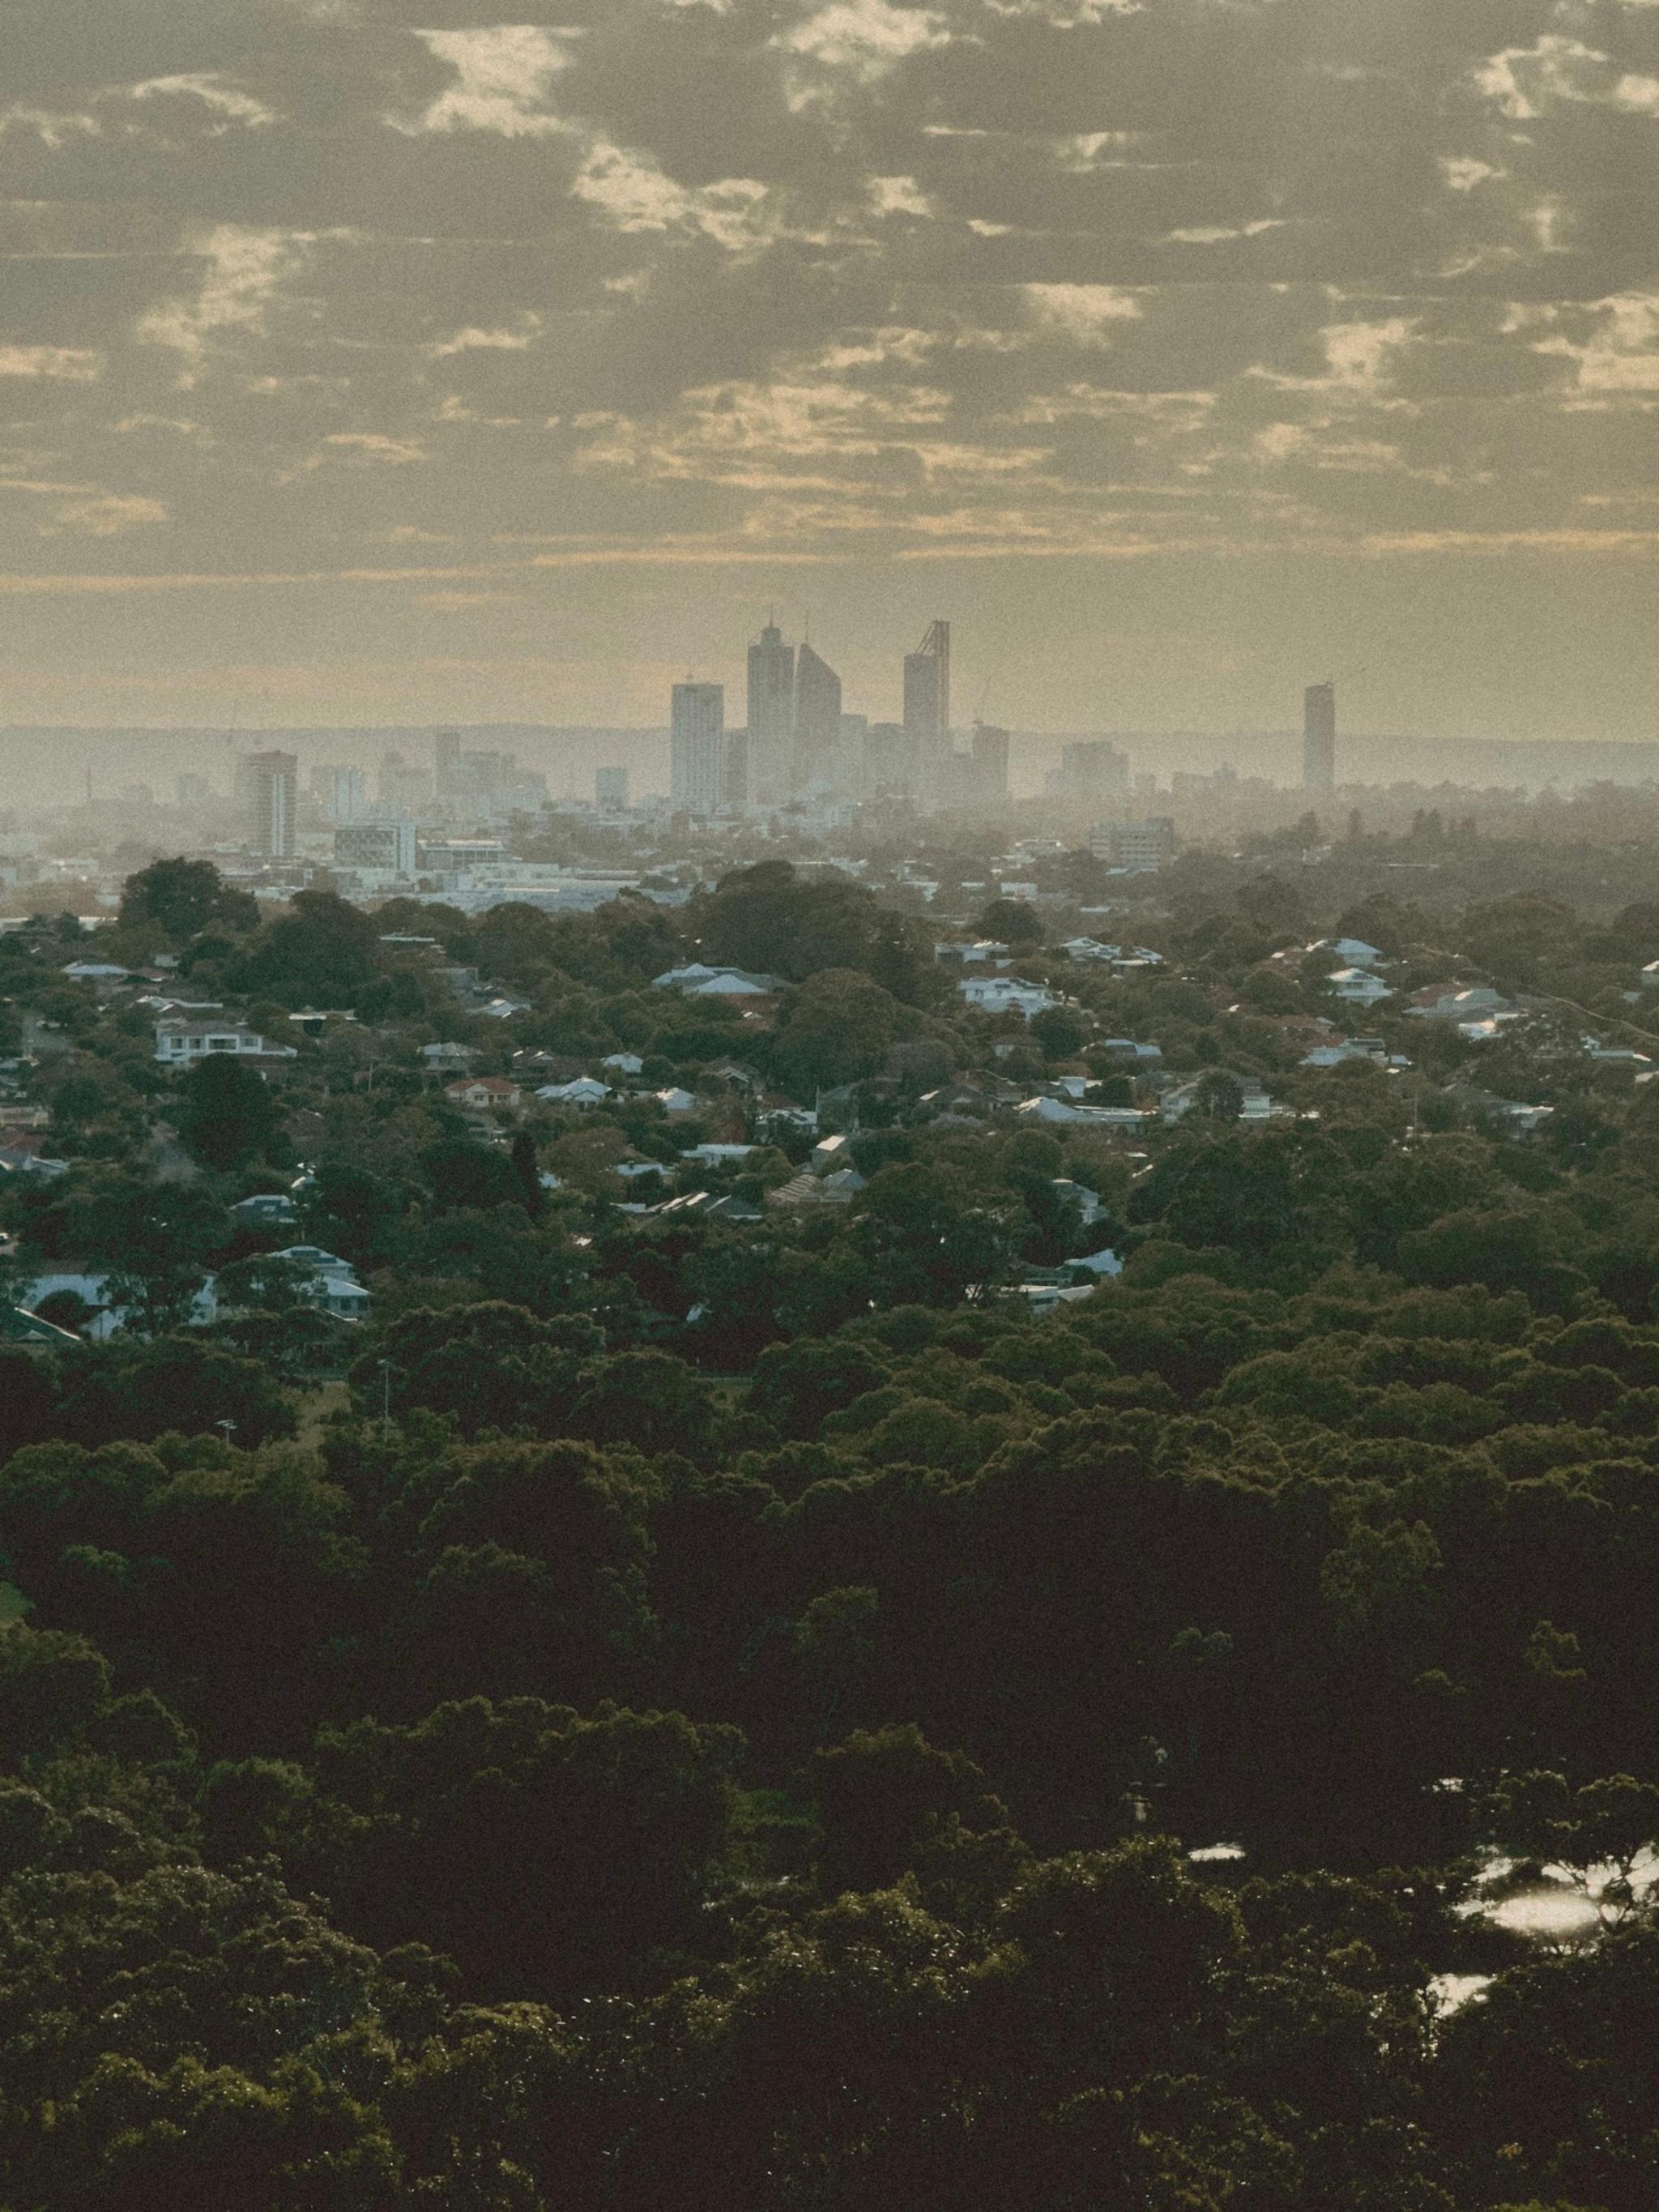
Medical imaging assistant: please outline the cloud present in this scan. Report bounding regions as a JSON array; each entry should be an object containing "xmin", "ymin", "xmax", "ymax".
[
  {"xmin": 1473, "ymin": 35, "xmax": 1659, "ymax": 118},
  {"xmin": 398, "ymin": 26, "xmax": 574, "ymax": 139},
  {"xmin": 135, "ymin": 224, "xmax": 309, "ymax": 384},
  {"xmin": 0, "ymin": 347, "xmax": 101, "ymax": 382}
]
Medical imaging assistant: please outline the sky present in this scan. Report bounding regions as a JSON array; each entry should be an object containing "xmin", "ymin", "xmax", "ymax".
[{"xmin": 3, "ymin": 0, "xmax": 1659, "ymax": 741}]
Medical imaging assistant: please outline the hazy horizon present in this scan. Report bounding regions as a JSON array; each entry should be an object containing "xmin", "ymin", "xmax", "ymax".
[{"xmin": 4, "ymin": 2, "xmax": 1659, "ymax": 738}]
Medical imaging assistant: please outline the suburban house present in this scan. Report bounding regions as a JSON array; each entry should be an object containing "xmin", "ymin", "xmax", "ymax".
[
  {"xmin": 420, "ymin": 1042, "xmax": 476, "ymax": 1072},
  {"xmin": 958, "ymin": 975, "xmax": 1060, "ymax": 1019},
  {"xmin": 1016, "ymin": 1097, "xmax": 1149, "ymax": 1129},
  {"xmin": 443, "ymin": 1075, "xmax": 526, "ymax": 1112},
  {"xmin": 651, "ymin": 963, "xmax": 784, "ymax": 998},
  {"xmin": 535, "ymin": 1076, "xmax": 612, "ymax": 1108},
  {"xmin": 1161, "ymin": 1078, "xmax": 1275, "ymax": 1125},
  {"xmin": 231, "ymin": 1192, "xmax": 299, "ymax": 1228},
  {"xmin": 155, "ymin": 1020, "xmax": 297, "ymax": 1065},
  {"xmin": 601, "ymin": 1052, "xmax": 646, "ymax": 1075},
  {"xmin": 1402, "ymin": 984, "xmax": 1516, "ymax": 1022},
  {"xmin": 271, "ymin": 1246, "xmax": 372, "ymax": 1320},
  {"xmin": 1325, "ymin": 967, "xmax": 1393, "ymax": 1006}
]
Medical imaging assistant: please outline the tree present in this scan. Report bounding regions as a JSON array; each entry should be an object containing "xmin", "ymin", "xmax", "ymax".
[
  {"xmin": 118, "ymin": 859, "xmax": 258, "ymax": 944},
  {"xmin": 175, "ymin": 1054, "xmax": 284, "ymax": 1172},
  {"xmin": 354, "ymin": 1302, "xmax": 602, "ymax": 1434},
  {"xmin": 975, "ymin": 898, "xmax": 1044, "ymax": 947},
  {"xmin": 1030, "ymin": 1005, "xmax": 1090, "ymax": 1061},
  {"xmin": 240, "ymin": 890, "xmax": 380, "ymax": 1006},
  {"xmin": 770, "ymin": 970, "xmax": 910, "ymax": 1097}
]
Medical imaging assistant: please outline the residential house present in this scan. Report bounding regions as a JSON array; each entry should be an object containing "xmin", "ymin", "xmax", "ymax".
[
  {"xmin": 1325, "ymin": 967, "xmax": 1393, "ymax": 1007},
  {"xmin": 958, "ymin": 975, "xmax": 1060, "ymax": 1019},
  {"xmin": 155, "ymin": 1020, "xmax": 297, "ymax": 1065},
  {"xmin": 1017, "ymin": 1097, "xmax": 1149, "ymax": 1129},
  {"xmin": 601, "ymin": 1052, "xmax": 646, "ymax": 1076},
  {"xmin": 535, "ymin": 1076, "xmax": 612, "ymax": 1108},
  {"xmin": 1402, "ymin": 984, "xmax": 1516, "ymax": 1023},
  {"xmin": 811, "ymin": 1132, "xmax": 855, "ymax": 1175},
  {"xmin": 654, "ymin": 1087, "xmax": 698, "ymax": 1117},
  {"xmin": 231, "ymin": 1192, "xmax": 299, "ymax": 1228},
  {"xmin": 1161, "ymin": 1078, "xmax": 1274, "ymax": 1125},
  {"xmin": 420, "ymin": 1042, "xmax": 476, "ymax": 1073},
  {"xmin": 444, "ymin": 1076, "xmax": 525, "ymax": 1112}
]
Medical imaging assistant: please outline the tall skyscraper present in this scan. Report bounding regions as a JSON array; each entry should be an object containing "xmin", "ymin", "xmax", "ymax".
[
  {"xmin": 971, "ymin": 722, "xmax": 1010, "ymax": 809},
  {"xmin": 595, "ymin": 766, "xmax": 629, "ymax": 809},
  {"xmin": 792, "ymin": 640, "xmax": 843, "ymax": 795},
  {"xmin": 723, "ymin": 728, "xmax": 749, "ymax": 807},
  {"xmin": 1303, "ymin": 681, "xmax": 1337, "ymax": 792},
  {"xmin": 245, "ymin": 749, "xmax": 298, "ymax": 860},
  {"xmin": 1054, "ymin": 739, "xmax": 1130, "ymax": 800},
  {"xmin": 746, "ymin": 619, "xmax": 795, "ymax": 805},
  {"xmin": 433, "ymin": 728, "xmax": 463, "ymax": 797},
  {"xmin": 671, "ymin": 682, "xmax": 725, "ymax": 815},
  {"xmin": 903, "ymin": 619, "xmax": 951, "ymax": 803},
  {"xmin": 313, "ymin": 764, "xmax": 366, "ymax": 825}
]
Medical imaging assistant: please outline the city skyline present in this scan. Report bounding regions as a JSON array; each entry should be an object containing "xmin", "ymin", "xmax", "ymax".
[{"xmin": 2, "ymin": 4, "xmax": 1659, "ymax": 738}]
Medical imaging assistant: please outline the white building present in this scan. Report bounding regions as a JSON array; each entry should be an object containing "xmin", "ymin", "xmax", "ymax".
[
  {"xmin": 155, "ymin": 1021, "xmax": 296, "ymax": 1065},
  {"xmin": 335, "ymin": 819, "xmax": 416, "ymax": 875},
  {"xmin": 958, "ymin": 975, "xmax": 1060, "ymax": 1019},
  {"xmin": 670, "ymin": 682, "xmax": 725, "ymax": 816},
  {"xmin": 1326, "ymin": 967, "xmax": 1393, "ymax": 1006}
]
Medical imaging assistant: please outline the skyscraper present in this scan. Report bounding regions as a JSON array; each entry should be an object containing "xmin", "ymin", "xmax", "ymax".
[
  {"xmin": 595, "ymin": 766, "xmax": 629, "ymax": 809},
  {"xmin": 971, "ymin": 722, "xmax": 1010, "ymax": 809},
  {"xmin": 671, "ymin": 682, "xmax": 725, "ymax": 816},
  {"xmin": 1303, "ymin": 681, "xmax": 1337, "ymax": 792},
  {"xmin": 313, "ymin": 764, "xmax": 366, "ymax": 825},
  {"xmin": 746, "ymin": 619, "xmax": 795, "ymax": 805},
  {"xmin": 433, "ymin": 728, "xmax": 463, "ymax": 797},
  {"xmin": 903, "ymin": 619, "xmax": 951, "ymax": 804},
  {"xmin": 245, "ymin": 749, "xmax": 298, "ymax": 859},
  {"xmin": 792, "ymin": 640, "xmax": 843, "ymax": 795}
]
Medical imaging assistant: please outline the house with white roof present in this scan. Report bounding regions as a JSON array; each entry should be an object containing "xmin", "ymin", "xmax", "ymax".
[
  {"xmin": 958, "ymin": 975, "xmax": 1060, "ymax": 1019},
  {"xmin": 1326, "ymin": 967, "xmax": 1393, "ymax": 1006}
]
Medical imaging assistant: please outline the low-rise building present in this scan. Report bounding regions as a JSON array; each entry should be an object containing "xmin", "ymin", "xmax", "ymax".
[{"xmin": 155, "ymin": 1021, "xmax": 297, "ymax": 1065}]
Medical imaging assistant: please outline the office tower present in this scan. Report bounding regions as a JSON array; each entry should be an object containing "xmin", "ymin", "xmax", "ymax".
[
  {"xmin": 595, "ymin": 766, "xmax": 629, "ymax": 809},
  {"xmin": 723, "ymin": 728, "xmax": 749, "ymax": 807},
  {"xmin": 1056, "ymin": 739, "xmax": 1130, "ymax": 799},
  {"xmin": 313, "ymin": 765, "xmax": 366, "ymax": 825},
  {"xmin": 335, "ymin": 819, "xmax": 416, "ymax": 874},
  {"xmin": 971, "ymin": 721, "xmax": 1010, "ymax": 808},
  {"xmin": 433, "ymin": 728, "xmax": 463, "ymax": 798},
  {"xmin": 903, "ymin": 619, "xmax": 951, "ymax": 802},
  {"xmin": 378, "ymin": 750, "xmax": 431, "ymax": 810},
  {"xmin": 670, "ymin": 681, "xmax": 725, "ymax": 815},
  {"xmin": 792, "ymin": 640, "xmax": 843, "ymax": 796},
  {"xmin": 746, "ymin": 619, "xmax": 795, "ymax": 805},
  {"xmin": 245, "ymin": 749, "xmax": 298, "ymax": 860},
  {"xmin": 1303, "ymin": 681, "xmax": 1337, "ymax": 792},
  {"xmin": 862, "ymin": 720, "xmax": 915, "ymax": 801}
]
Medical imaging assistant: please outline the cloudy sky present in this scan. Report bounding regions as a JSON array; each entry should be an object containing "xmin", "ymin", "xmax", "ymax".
[{"xmin": 4, "ymin": 0, "xmax": 1659, "ymax": 740}]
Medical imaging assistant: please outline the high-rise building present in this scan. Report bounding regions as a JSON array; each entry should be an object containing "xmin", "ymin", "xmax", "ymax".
[
  {"xmin": 595, "ymin": 766, "xmax": 629, "ymax": 810},
  {"xmin": 903, "ymin": 619, "xmax": 951, "ymax": 804},
  {"xmin": 723, "ymin": 728, "xmax": 749, "ymax": 807},
  {"xmin": 746, "ymin": 620, "xmax": 795, "ymax": 805},
  {"xmin": 378, "ymin": 750, "xmax": 431, "ymax": 810},
  {"xmin": 313, "ymin": 765, "xmax": 367, "ymax": 825},
  {"xmin": 1303, "ymin": 681, "xmax": 1337, "ymax": 792},
  {"xmin": 1054, "ymin": 739, "xmax": 1130, "ymax": 800},
  {"xmin": 433, "ymin": 728, "xmax": 463, "ymax": 797},
  {"xmin": 671, "ymin": 682, "xmax": 725, "ymax": 816},
  {"xmin": 862, "ymin": 721, "xmax": 915, "ymax": 801},
  {"xmin": 792, "ymin": 640, "xmax": 844, "ymax": 795},
  {"xmin": 244, "ymin": 749, "xmax": 298, "ymax": 860},
  {"xmin": 335, "ymin": 819, "xmax": 416, "ymax": 875},
  {"xmin": 971, "ymin": 722, "xmax": 1010, "ymax": 809}
]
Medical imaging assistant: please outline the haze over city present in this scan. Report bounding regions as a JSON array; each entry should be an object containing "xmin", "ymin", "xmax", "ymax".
[{"xmin": 4, "ymin": 0, "xmax": 1659, "ymax": 738}]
